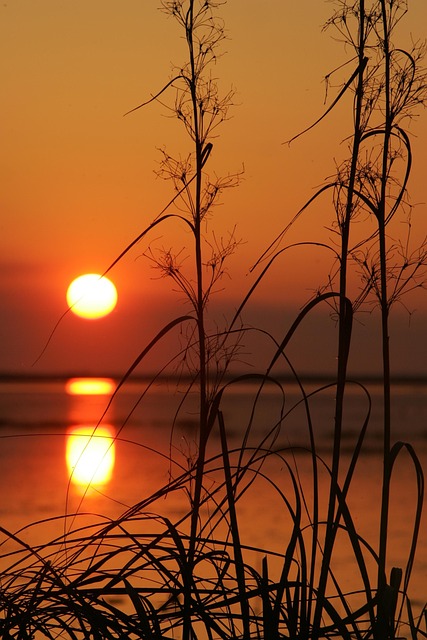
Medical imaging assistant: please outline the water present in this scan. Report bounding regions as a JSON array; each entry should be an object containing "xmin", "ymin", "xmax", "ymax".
[{"xmin": 0, "ymin": 377, "xmax": 426, "ymax": 619}]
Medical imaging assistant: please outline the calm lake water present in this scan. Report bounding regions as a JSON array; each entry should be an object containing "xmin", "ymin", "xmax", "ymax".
[{"xmin": 0, "ymin": 377, "xmax": 426, "ymax": 616}]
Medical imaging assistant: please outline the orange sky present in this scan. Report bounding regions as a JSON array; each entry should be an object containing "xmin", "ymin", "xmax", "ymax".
[{"xmin": 1, "ymin": 1, "xmax": 427, "ymax": 377}]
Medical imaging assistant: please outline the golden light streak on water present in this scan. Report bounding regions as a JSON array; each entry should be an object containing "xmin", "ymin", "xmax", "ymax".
[
  {"xmin": 65, "ymin": 378, "xmax": 115, "ymax": 396},
  {"xmin": 66, "ymin": 425, "xmax": 115, "ymax": 487}
]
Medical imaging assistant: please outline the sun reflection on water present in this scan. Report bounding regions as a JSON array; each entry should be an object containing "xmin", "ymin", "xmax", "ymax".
[
  {"xmin": 65, "ymin": 377, "xmax": 116, "ymax": 490},
  {"xmin": 65, "ymin": 377, "xmax": 115, "ymax": 396},
  {"xmin": 66, "ymin": 425, "xmax": 115, "ymax": 488}
]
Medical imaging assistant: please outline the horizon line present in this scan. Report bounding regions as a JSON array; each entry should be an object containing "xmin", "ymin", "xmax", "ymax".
[{"xmin": 1, "ymin": 371, "xmax": 426, "ymax": 385}]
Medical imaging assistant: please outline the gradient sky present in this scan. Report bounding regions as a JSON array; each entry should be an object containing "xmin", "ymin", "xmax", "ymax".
[{"xmin": 2, "ymin": 1, "xmax": 427, "ymax": 377}]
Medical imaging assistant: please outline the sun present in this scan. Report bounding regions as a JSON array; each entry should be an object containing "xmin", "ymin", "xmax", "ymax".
[{"xmin": 67, "ymin": 274, "xmax": 117, "ymax": 319}]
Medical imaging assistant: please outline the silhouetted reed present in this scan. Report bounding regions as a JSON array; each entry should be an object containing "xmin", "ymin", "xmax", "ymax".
[{"xmin": 1, "ymin": 1, "xmax": 426, "ymax": 638}]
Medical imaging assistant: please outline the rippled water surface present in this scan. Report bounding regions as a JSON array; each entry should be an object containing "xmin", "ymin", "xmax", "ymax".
[{"xmin": 0, "ymin": 377, "xmax": 426, "ymax": 614}]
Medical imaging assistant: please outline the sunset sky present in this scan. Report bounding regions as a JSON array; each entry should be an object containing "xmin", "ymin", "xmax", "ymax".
[{"xmin": 2, "ymin": 1, "xmax": 427, "ymax": 377}]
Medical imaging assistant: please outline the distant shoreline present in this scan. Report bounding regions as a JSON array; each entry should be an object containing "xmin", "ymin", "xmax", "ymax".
[{"xmin": 1, "ymin": 372, "xmax": 426, "ymax": 386}]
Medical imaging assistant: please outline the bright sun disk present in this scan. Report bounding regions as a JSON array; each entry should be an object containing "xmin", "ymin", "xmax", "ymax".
[{"xmin": 67, "ymin": 273, "xmax": 117, "ymax": 319}]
